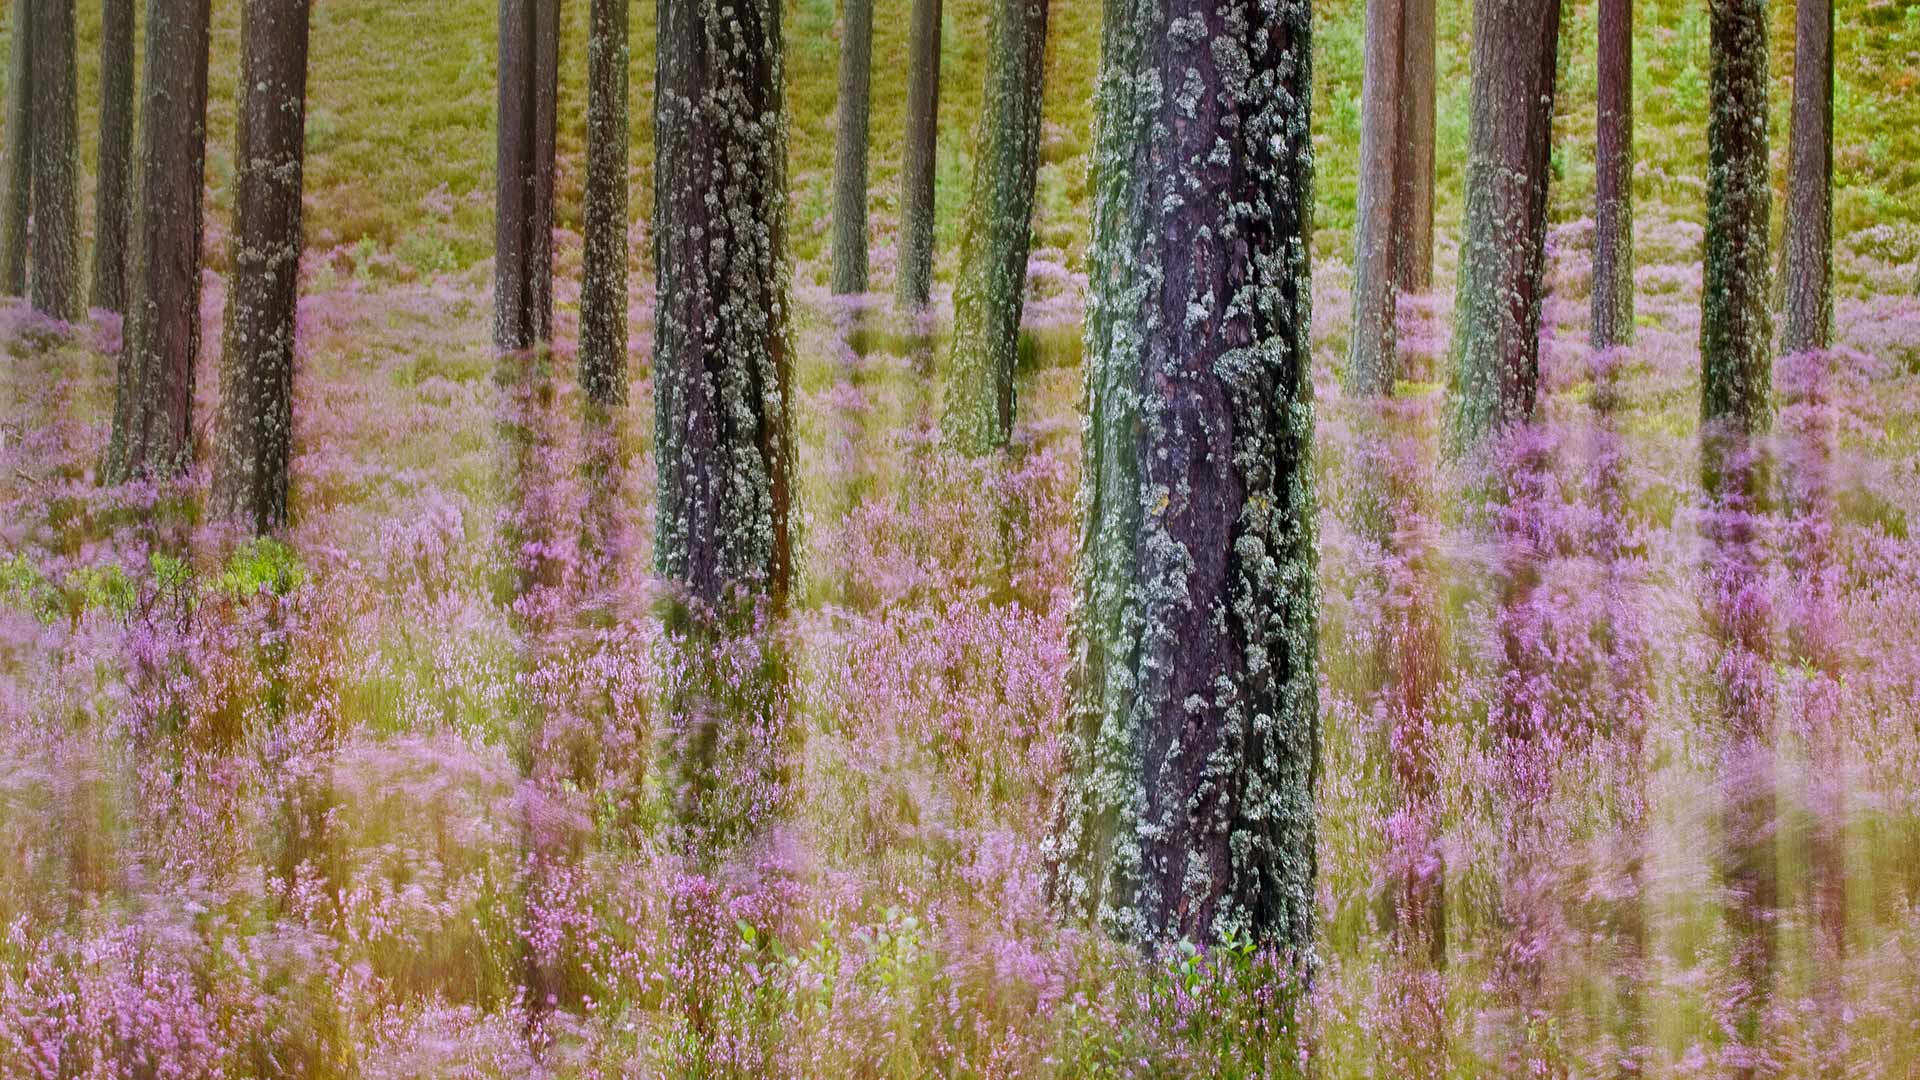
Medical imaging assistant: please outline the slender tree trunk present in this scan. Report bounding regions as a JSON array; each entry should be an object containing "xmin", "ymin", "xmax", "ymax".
[
  {"xmin": 1053, "ymin": 0, "xmax": 1319, "ymax": 955},
  {"xmin": 92, "ymin": 0, "xmax": 136, "ymax": 313},
  {"xmin": 654, "ymin": 0, "xmax": 795, "ymax": 612},
  {"xmin": 105, "ymin": 0, "xmax": 212, "ymax": 483},
  {"xmin": 1449, "ymin": 0, "xmax": 1562, "ymax": 453},
  {"xmin": 213, "ymin": 0, "xmax": 311, "ymax": 532},
  {"xmin": 1700, "ymin": 0, "xmax": 1771, "ymax": 441},
  {"xmin": 1780, "ymin": 0, "xmax": 1832, "ymax": 355},
  {"xmin": 1348, "ymin": 0, "xmax": 1404, "ymax": 398},
  {"xmin": 829, "ymin": 0, "xmax": 873, "ymax": 294},
  {"xmin": 941, "ymin": 0, "xmax": 1048, "ymax": 456},
  {"xmin": 1591, "ymin": 0, "xmax": 1633, "ymax": 348},
  {"xmin": 579, "ymin": 0, "xmax": 628, "ymax": 405},
  {"xmin": 1392, "ymin": 0, "xmax": 1436, "ymax": 294},
  {"xmin": 895, "ymin": 0, "xmax": 940, "ymax": 310},
  {"xmin": 1, "ymin": 0, "xmax": 32, "ymax": 296},
  {"xmin": 28, "ymin": 0, "xmax": 78, "ymax": 320},
  {"xmin": 531, "ymin": 0, "xmax": 557, "ymax": 343},
  {"xmin": 495, "ymin": 0, "xmax": 557, "ymax": 350}
]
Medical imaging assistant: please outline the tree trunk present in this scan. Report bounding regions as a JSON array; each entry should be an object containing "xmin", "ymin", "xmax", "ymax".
[
  {"xmin": 1053, "ymin": 0, "xmax": 1319, "ymax": 954},
  {"xmin": 495, "ymin": 0, "xmax": 557, "ymax": 350},
  {"xmin": 941, "ymin": 0, "xmax": 1047, "ymax": 456},
  {"xmin": 91, "ymin": 0, "xmax": 136, "ymax": 312},
  {"xmin": 1449, "ymin": 0, "xmax": 1562, "ymax": 453},
  {"xmin": 105, "ymin": 0, "xmax": 212, "ymax": 483},
  {"xmin": 1392, "ymin": 0, "xmax": 1435, "ymax": 294},
  {"xmin": 579, "ymin": 0, "xmax": 628, "ymax": 405},
  {"xmin": 1591, "ymin": 0, "xmax": 1633, "ymax": 348},
  {"xmin": 1348, "ymin": 0, "xmax": 1404, "ymax": 398},
  {"xmin": 531, "ymin": 0, "xmax": 557, "ymax": 343},
  {"xmin": 1700, "ymin": 0, "xmax": 1771, "ymax": 441},
  {"xmin": 653, "ymin": 0, "xmax": 795, "ymax": 612},
  {"xmin": 895, "ymin": 0, "xmax": 940, "ymax": 310},
  {"xmin": 829, "ymin": 0, "xmax": 872, "ymax": 294},
  {"xmin": 1, "ymin": 0, "xmax": 32, "ymax": 296},
  {"xmin": 213, "ymin": 0, "xmax": 311, "ymax": 532},
  {"xmin": 28, "ymin": 0, "xmax": 78, "ymax": 320},
  {"xmin": 1780, "ymin": 0, "xmax": 1831, "ymax": 355}
]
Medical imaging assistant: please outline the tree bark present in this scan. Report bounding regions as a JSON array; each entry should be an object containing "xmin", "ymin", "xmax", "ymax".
[
  {"xmin": 1449, "ymin": 0, "xmax": 1562, "ymax": 453},
  {"xmin": 579, "ymin": 0, "xmax": 628, "ymax": 404},
  {"xmin": 829, "ymin": 0, "xmax": 873, "ymax": 294},
  {"xmin": 1348, "ymin": 0, "xmax": 1404, "ymax": 398},
  {"xmin": 1053, "ymin": 0, "xmax": 1319, "ymax": 954},
  {"xmin": 1700, "ymin": 0, "xmax": 1771, "ymax": 441},
  {"xmin": 92, "ymin": 0, "xmax": 136, "ymax": 313},
  {"xmin": 1780, "ymin": 0, "xmax": 1832, "ymax": 355},
  {"xmin": 494, "ymin": 0, "xmax": 557, "ymax": 351},
  {"xmin": 105, "ymin": 0, "xmax": 212, "ymax": 483},
  {"xmin": 1, "ymin": 0, "xmax": 32, "ymax": 296},
  {"xmin": 653, "ymin": 0, "xmax": 796, "ymax": 612},
  {"xmin": 895, "ymin": 0, "xmax": 940, "ymax": 310},
  {"xmin": 1591, "ymin": 0, "xmax": 1633, "ymax": 348},
  {"xmin": 941, "ymin": 0, "xmax": 1048, "ymax": 456},
  {"xmin": 27, "ymin": 0, "xmax": 78, "ymax": 320},
  {"xmin": 213, "ymin": 0, "xmax": 311, "ymax": 532},
  {"xmin": 1391, "ymin": 0, "xmax": 1435, "ymax": 294},
  {"xmin": 531, "ymin": 0, "xmax": 557, "ymax": 343}
]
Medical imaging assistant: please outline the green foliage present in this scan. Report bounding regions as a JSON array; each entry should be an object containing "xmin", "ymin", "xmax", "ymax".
[{"xmin": 213, "ymin": 538, "xmax": 308, "ymax": 600}]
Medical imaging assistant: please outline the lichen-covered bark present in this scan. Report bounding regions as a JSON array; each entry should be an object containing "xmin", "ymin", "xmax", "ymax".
[
  {"xmin": 1, "ymin": 0, "xmax": 32, "ymax": 296},
  {"xmin": 91, "ymin": 0, "xmax": 136, "ymax": 313},
  {"xmin": 105, "ymin": 0, "xmax": 212, "ymax": 483},
  {"xmin": 579, "ymin": 0, "xmax": 629, "ymax": 404},
  {"xmin": 1590, "ymin": 0, "xmax": 1633, "ymax": 348},
  {"xmin": 1780, "ymin": 0, "xmax": 1832, "ymax": 355},
  {"xmin": 494, "ymin": 0, "xmax": 557, "ymax": 351},
  {"xmin": 1449, "ymin": 0, "xmax": 1561, "ymax": 452},
  {"xmin": 1390, "ymin": 0, "xmax": 1435, "ymax": 294},
  {"xmin": 27, "ymin": 0, "xmax": 79, "ymax": 320},
  {"xmin": 1700, "ymin": 0, "xmax": 1770, "ymax": 438},
  {"xmin": 213, "ymin": 0, "xmax": 311, "ymax": 533},
  {"xmin": 829, "ymin": 0, "xmax": 873, "ymax": 295},
  {"xmin": 1052, "ymin": 0, "xmax": 1319, "ymax": 954},
  {"xmin": 894, "ymin": 0, "xmax": 941, "ymax": 310},
  {"xmin": 653, "ymin": 0, "xmax": 796, "ymax": 612},
  {"xmin": 941, "ymin": 0, "xmax": 1048, "ymax": 456},
  {"xmin": 1347, "ymin": 0, "xmax": 1403, "ymax": 398}
]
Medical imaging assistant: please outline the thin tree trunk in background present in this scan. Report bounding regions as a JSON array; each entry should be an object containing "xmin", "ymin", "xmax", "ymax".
[
  {"xmin": 495, "ymin": 0, "xmax": 536, "ymax": 350},
  {"xmin": 941, "ymin": 0, "xmax": 1047, "ymax": 456},
  {"xmin": 1700, "ymin": 0, "xmax": 1771, "ymax": 445},
  {"xmin": 1591, "ymin": 0, "xmax": 1633, "ymax": 348},
  {"xmin": 1, "ymin": 0, "xmax": 32, "ymax": 296},
  {"xmin": 530, "ymin": 0, "xmax": 557, "ymax": 342},
  {"xmin": 1348, "ymin": 0, "xmax": 1404, "ymax": 398},
  {"xmin": 213, "ymin": 0, "xmax": 311, "ymax": 532},
  {"xmin": 92, "ymin": 0, "xmax": 136, "ymax": 313},
  {"xmin": 654, "ymin": 0, "xmax": 795, "ymax": 612},
  {"xmin": 579, "ymin": 0, "xmax": 628, "ymax": 405},
  {"xmin": 895, "ymin": 0, "xmax": 940, "ymax": 309},
  {"xmin": 1781, "ymin": 0, "xmax": 1832, "ymax": 355},
  {"xmin": 28, "ymin": 0, "xmax": 79, "ymax": 320},
  {"xmin": 105, "ymin": 0, "xmax": 211, "ymax": 483},
  {"xmin": 1449, "ymin": 0, "xmax": 1562, "ymax": 453},
  {"xmin": 829, "ymin": 0, "xmax": 872, "ymax": 294},
  {"xmin": 1054, "ymin": 0, "xmax": 1319, "ymax": 955},
  {"xmin": 1392, "ymin": 0, "xmax": 1436, "ymax": 294}
]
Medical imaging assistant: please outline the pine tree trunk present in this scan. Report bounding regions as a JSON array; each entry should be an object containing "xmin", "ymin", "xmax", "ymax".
[
  {"xmin": 653, "ymin": 0, "xmax": 795, "ymax": 612},
  {"xmin": 579, "ymin": 0, "xmax": 628, "ymax": 405},
  {"xmin": 1449, "ymin": 0, "xmax": 1562, "ymax": 452},
  {"xmin": 1054, "ymin": 0, "xmax": 1319, "ymax": 954},
  {"xmin": 1348, "ymin": 0, "xmax": 1404, "ymax": 398},
  {"xmin": 1591, "ymin": 0, "xmax": 1633, "ymax": 348},
  {"xmin": 1, "ymin": 0, "xmax": 32, "ymax": 296},
  {"xmin": 1392, "ymin": 0, "xmax": 1436, "ymax": 294},
  {"xmin": 1700, "ymin": 0, "xmax": 1771, "ymax": 440},
  {"xmin": 895, "ymin": 0, "xmax": 940, "ymax": 310},
  {"xmin": 531, "ymin": 0, "xmax": 557, "ymax": 342},
  {"xmin": 105, "ymin": 0, "xmax": 212, "ymax": 483},
  {"xmin": 829, "ymin": 0, "xmax": 872, "ymax": 294},
  {"xmin": 941, "ymin": 0, "xmax": 1047, "ymax": 456},
  {"xmin": 1780, "ymin": 0, "xmax": 1831, "ymax": 355},
  {"xmin": 495, "ymin": 0, "xmax": 536, "ymax": 350},
  {"xmin": 27, "ymin": 0, "xmax": 78, "ymax": 320},
  {"xmin": 91, "ymin": 0, "xmax": 136, "ymax": 313},
  {"xmin": 213, "ymin": 0, "xmax": 311, "ymax": 532}
]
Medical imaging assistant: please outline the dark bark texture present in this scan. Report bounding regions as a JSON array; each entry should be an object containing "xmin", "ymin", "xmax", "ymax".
[
  {"xmin": 829, "ymin": 0, "xmax": 872, "ymax": 294},
  {"xmin": 494, "ymin": 0, "xmax": 558, "ymax": 350},
  {"xmin": 1347, "ymin": 0, "xmax": 1404, "ymax": 397},
  {"xmin": 653, "ymin": 0, "xmax": 796, "ymax": 612},
  {"xmin": 0, "ymin": 0, "xmax": 28, "ymax": 295},
  {"xmin": 92, "ymin": 0, "xmax": 136, "ymax": 312},
  {"xmin": 1591, "ymin": 0, "xmax": 1633, "ymax": 348},
  {"xmin": 1699, "ymin": 0, "xmax": 1771, "ymax": 437},
  {"xmin": 1391, "ymin": 0, "xmax": 1435, "ymax": 294},
  {"xmin": 105, "ymin": 0, "xmax": 212, "ymax": 483},
  {"xmin": 894, "ymin": 0, "xmax": 940, "ymax": 309},
  {"xmin": 531, "ymin": 0, "xmax": 557, "ymax": 341},
  {"xmin": 28, "ymin": 0, "xmax": 79, "ymax": 320},
  {"xmin": 213, "ymin": 0, "xmax": 312, "ymax": 532},
  {"xmin": 579, "ymin": 0, "xmax": 629, "ymax": 404},
  {"xmin": 1054, "ymin": 0, "xmax": 1319, "ymax": 954},
  {"xmin": 941, "ymin": 0, "xmax": 1048, "ymax": 455},
  {"xmin": 1780, "ymin": 0, "xmax": 1832, "ymax": 354},
  {"xmin": 1449, "ymin": 0, "xmax": 1562, "ymax": 452}
]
